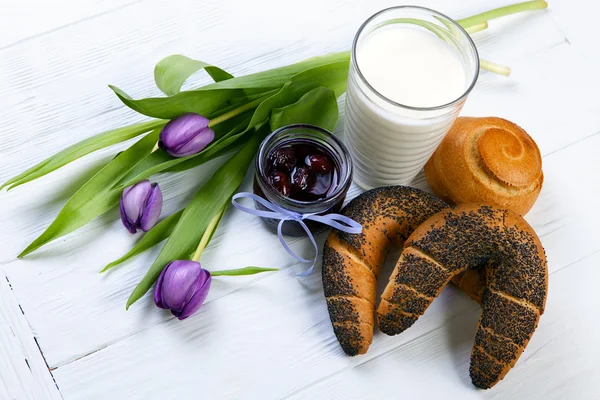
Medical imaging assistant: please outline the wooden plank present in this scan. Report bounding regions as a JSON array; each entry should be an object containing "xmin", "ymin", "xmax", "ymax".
[
  {"xmin": 0, "ymin": 0, "xmax": 566, "ymax": 184},
  {"xmin": 49, "ymin": 258, "xmax": 480, "ymax": 399},
  {"xmin": 0, "ymin": 0, "xmax": 598, "ymax": 398},
  {"xmin": 1, "ymin": 37, "xmax": 594, "ymax": 369},
  {"xmin": 0, "ymin": 0, "xmax": 571, "ymax": 264},
  {"xmin": 281, "ymin": 250, "xmax": 600, "ymax": 400},
  {"xmin": 34, "ymin": 122, "xmax": 600, "ymax": 399},
  {"xmin": 0, "ymin": 270, "xmax": 62, "ymax": 400},
  {"xmin": 0, "ymin": 0, "xmax": 142, "ymax": 49}
]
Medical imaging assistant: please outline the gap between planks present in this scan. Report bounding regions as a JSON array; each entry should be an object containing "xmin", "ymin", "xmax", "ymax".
[
  {"xmin": 0, "ymin": 271, "xmax": 62, "ymax": 400},
  {"xmin": 0, "ymin": 0, "xmax": 146, "ymax": 52}
]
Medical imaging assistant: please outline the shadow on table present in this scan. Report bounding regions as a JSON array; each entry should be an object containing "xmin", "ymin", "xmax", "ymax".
[{"xmin": 441, "ymin": 285, "xmax": 481, "ymax": 388}]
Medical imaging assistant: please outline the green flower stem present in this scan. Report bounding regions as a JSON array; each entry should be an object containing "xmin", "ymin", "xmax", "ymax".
[
  {"xmin": 458, "ymin": 0, "xmax": 548, "ymax": 29},
  {"xmin": 208, "ymin": 96, "xmax": 267, "ymax": 127},
  {"xmin": 459, "ymin": 1, "xmax": 549, "ymax": 77},
  {"xmin": 191, "ymin": 206, "xmax": 226, "ymax": 262},
  {"xmin": 480, "ymin": 60, "xmax": 512, "ymax": 77},
  {"xmin": 465, "ymin": 22, "xmax": 488, "ymax": 34},
  {"xmin": 211, "ymin": 267, "xmax": 279, "ymax": 276}
]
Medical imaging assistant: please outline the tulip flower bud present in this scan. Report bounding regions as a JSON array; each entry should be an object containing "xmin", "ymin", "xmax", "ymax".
[
  {"xmin": 154, "ymin": 260, "xmax": 212, "ymax": 320},
  {"xmin": 158, "ymin": 113, "xmax": 215, "ymax": 157},
  {"xmin": 119, "ymin": 180, "xmax": 162, "ymax": 234}
]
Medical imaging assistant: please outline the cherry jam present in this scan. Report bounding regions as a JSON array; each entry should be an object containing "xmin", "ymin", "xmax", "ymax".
[
  {"xmin": 254, "ymin": 124, "xmax": 353, "ymax": 236},
  {"xmin": 266, "ymin": 143, "xmax": 339, "ymax": 202}
]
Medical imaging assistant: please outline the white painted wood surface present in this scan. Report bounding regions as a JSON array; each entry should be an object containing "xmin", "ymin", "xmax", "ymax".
[
  {"xmin": 0, "ymin": 272, "xmax": 62, "ymax": 400},
  {"xmin": 1, "ymin": 0, "xmax": 599, "ymax": 398}
]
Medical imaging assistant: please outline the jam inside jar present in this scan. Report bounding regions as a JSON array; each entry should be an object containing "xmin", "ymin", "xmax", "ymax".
[{"xmin": 254, "ymin": 124, "xmax": 353, "ymax": 236}]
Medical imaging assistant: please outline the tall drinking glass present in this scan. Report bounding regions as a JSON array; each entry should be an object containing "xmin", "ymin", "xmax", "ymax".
[{"xmin": 344, "ymin": 6, "xmax": 480, "ymax": 189}]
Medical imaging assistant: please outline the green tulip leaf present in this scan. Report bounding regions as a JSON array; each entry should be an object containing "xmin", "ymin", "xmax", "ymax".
[
  {"xmin": 160, "ymin": 62, "xmax": 348, "ymax": 175},
  {"xmin": 3, "ymin": 53, "xmax": 350, "ymax": 190},
  {"xmin": 18, "ymin": 128, "xmax": 162, "ymax": 258},
  {"xmin": 270, "ymin": 86, "xmax": 338, "ymax": 132},
  {"xmin": 109, "ymin": 52, "xmax": 350, "ymax": 120},
  {"xmin": 126, "ymin": 129, "xmax": 265, "ymax": 309},
  {"xmin": 157, "ymin": 68, "xmax": 345, "ymax": 177},
  {"xmin": 287, "ymin": 60, "xmax": 349, "ymax": 97},
  {"xmin": 8, "ymin": 53, "xmax": 351, "ymax": 259},
  {"xmin": 1, "ymin": 120, "xmax": 164, "ymax": 191},
  {"xmin": 211, "ymin": 267, "xmax": 279, "ymax": 276},
  {"xmin": 215, "ymin": 60, "xmax": 347, "ymax": 145},
  {"xmin": 101, "ymin": 209, "xmax": 184, "ymax": 272},
  {"xmin": 199, "ymin": 52, "xmax": 350, "ymax": 91},
  {"xmin": 234, "ymin": 60, "xmax": 347, "ymax": 134},
  {"xmin": 154, "ymin": 54, "xmax": 234, "ymax": 96},
  {"xmin": 227, "ymin": 60, "xmax": 346, "ymax": 133},
  {"xmin": 109, "ymin": 85, "xmax": 246, "ymax": 120},
  {"xmin": 116, "ymin": 150, "xmax": 173, "ymax": 188},
  {"xmin": 218, "ymin": 60, "xmax": 347, "ymax": 140}
]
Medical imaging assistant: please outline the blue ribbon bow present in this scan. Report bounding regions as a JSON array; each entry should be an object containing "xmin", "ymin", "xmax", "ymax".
[{"xmin": 231, "ymin": 192, "xmax": 362, "ymax": 276}]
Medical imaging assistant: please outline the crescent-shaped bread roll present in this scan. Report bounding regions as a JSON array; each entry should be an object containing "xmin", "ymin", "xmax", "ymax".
[
  {"xmin": 322, "ymin": 186, "xmax": 448, "ymax": 356},
  {"xmin": 377, "ymin": 204, "xmax": 547, "ymax": 389},
  {"xmin": 424, "ymin": 117, "xmax": 543, "ymax": 216}
]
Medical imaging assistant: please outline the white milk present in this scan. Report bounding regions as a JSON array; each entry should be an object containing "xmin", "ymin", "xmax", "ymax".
[
  {"xmin": 358, "ymin": 27, "xmax": 466, "ymax": 108},
  {"xmin": 344, "ymin": 19, "xmax": 477, "ymax": 189}
]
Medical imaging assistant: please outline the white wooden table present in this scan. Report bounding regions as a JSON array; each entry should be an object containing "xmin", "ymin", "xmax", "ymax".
[{"xmin": 1, "ymin": 0, "xmax": 599, "ymax": 399}]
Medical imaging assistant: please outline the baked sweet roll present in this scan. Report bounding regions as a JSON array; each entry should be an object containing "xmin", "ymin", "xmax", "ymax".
[
  {"xmin": 321, "ymin": 186, "xmax": 448, "ymax": 356},
  {"xmin": 424, "ymin": 117, "xmax": 543, "ymax": 216},
  {"xmin": 322, "ymin": 187, "xmax": 548, "ymax": 389},
  {"xmin": 377, "ymin": 204, "xmax": 547, "ymax": 388}
]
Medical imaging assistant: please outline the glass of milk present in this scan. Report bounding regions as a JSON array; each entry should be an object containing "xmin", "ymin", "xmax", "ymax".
[{"xmin": 344, "ymin": 6, "xmax": 479, "ymax": 189}]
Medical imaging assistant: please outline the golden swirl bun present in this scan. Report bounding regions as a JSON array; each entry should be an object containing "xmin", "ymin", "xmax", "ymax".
[{"xmin": 424, "ymin": 117, "xmax": 543, "ymax": 215}]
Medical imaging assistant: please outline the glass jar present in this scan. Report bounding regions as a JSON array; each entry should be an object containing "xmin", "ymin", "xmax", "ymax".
[
  {"xmin": 344, "ymin": 6, "xmax": 480, "ymax": 189},
  {"xmin": 254, "ymin": 124, "xmax": 353, "ymax": 236}
]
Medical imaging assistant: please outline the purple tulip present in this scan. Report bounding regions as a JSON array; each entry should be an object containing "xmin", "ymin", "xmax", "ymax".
[
  {"xmin": 158, "ymin": 113, "xmax": 215, "ymax": 157},
  {"xmin": 154, "ymin": 260, "xmax": 212, "ymax": 320},
  {"xmin": 119, "ymin": 180, "xmax": 162, "ymax": 234}
]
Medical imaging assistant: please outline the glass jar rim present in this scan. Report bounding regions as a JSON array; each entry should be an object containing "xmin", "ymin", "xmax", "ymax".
[
  {"xmin": 351, "ymin": 5, "xmax": 480, "ymax": 112},
  {"xmin": 256, "ymin": 124, "xmax": 353, "ymax": 210}
]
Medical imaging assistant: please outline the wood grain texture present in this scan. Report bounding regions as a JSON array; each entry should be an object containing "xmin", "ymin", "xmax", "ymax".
[
  {"xmin": 283, "ymin": 251, "xmax": 600, "ymax": 400},
  {"xmin": 1, "ymin": 0, "xmax": 599, "ymax": 398},
  {"xmin": 35, "ymin": 117, "xmax": 600, "ymax": 399}
]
